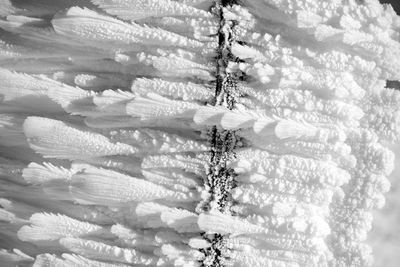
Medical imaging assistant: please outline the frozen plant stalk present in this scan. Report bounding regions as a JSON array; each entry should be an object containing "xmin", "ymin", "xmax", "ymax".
[{"xmin": 0, "ymin": 0, "xmax": 400, "ymax": 266}]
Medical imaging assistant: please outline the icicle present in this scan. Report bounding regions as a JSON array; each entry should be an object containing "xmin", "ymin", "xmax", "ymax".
[
  {"xmin": 34, "ymin": 253, "xmax": 132, "ymax": 267},
  {"xmin": 142, "ymin": 169, "xmax": 201, "ymax": 189},
  {"xmin": 17, "ymin": 213, "xmax": 104, "ymax": 241},
  {"xmin": 70, "ymin": 166, "xmax": 196, "ymax": 205},
  {"xmin": 92, "ymin": 89, "xmax": 135, "ymax": 116},
  {"xmin": 198, "ymin": 211, "xmax": 268, "ymax": 236},
  {"xmin": 59, "ymin": 237, "xmax": 156, "ymax": 265},
  {"xmin": 0, "ymin": 68, "xmax": 91, "ymax": 110},
  {"xmin": 109, "ymin": 128, "xmax": 208, "ymax": 153},
  {"xmin": 159, "ymin": 208, "xmax": 200, "ymax": 233},
  {"xmin": 52, "ymin": 7, "xmax": 204, "ymax": 49},
  {"xmin": 142, "ymin": 153, "xmax": 208, "ymax": 177},
  {"xmin": 138, "ymin": 52, "xmax": 215, "ymax": 81},
  {"xmin": 126, "ymin": 93, "xmax": 200, "ymax": 119},
  {"xmin": 22, "ymin": 162, "xmax": 75, "ymax": 184},
  {"xmin": 91, "ymin": 0, "xmax": 212, "ymax": 21},
  {"xmin": 23, "ymin": 117, "xmax": 137, "ymax": 159},
  {"xmin": 131, "ymin": 78, "xmax": 213, "ymax": 101}
]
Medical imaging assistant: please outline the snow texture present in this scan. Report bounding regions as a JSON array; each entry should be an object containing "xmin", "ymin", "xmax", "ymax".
[{"xmin": 0, "ymin": 0, "xmax": 400, "ymax": 266}]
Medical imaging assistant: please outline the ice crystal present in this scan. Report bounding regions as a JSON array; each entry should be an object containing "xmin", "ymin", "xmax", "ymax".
[{"xmin": 0, "ymin": 0, "xmax": 400, "ymax": 267}]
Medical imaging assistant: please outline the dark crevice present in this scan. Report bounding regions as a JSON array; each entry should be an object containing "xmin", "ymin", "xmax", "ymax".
[
  {"xmin": 379, "ymin": 0, "xmax": 400, "ymax": 14},
  {"xmin": 198, "ymin": 1, "xmax": 241, "ymax": 266},
  {"xmin": 386, "ymin": 80, "xmax": 400, "ymax": 89}
]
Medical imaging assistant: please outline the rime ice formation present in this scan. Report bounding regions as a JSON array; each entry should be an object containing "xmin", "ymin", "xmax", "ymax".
[{"xmin": 0, "ymin": 0, "xmax": 400, "ymax": 266}]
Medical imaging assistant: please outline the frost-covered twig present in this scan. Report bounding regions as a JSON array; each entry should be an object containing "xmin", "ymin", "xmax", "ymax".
[{"xmin": 0, "ymin": 0, "xmax": 400, "ymax": 267}]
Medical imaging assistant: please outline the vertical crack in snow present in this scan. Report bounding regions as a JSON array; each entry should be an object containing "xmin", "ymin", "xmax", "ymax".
[{"xmin": 198, "ymin": 1, "xmax": 240, "ymax": 266}]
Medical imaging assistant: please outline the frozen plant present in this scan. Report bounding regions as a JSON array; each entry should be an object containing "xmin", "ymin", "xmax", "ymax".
[{"xmin": 0, "ymin": 0, "xmax": 400, "ymax": 266}]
